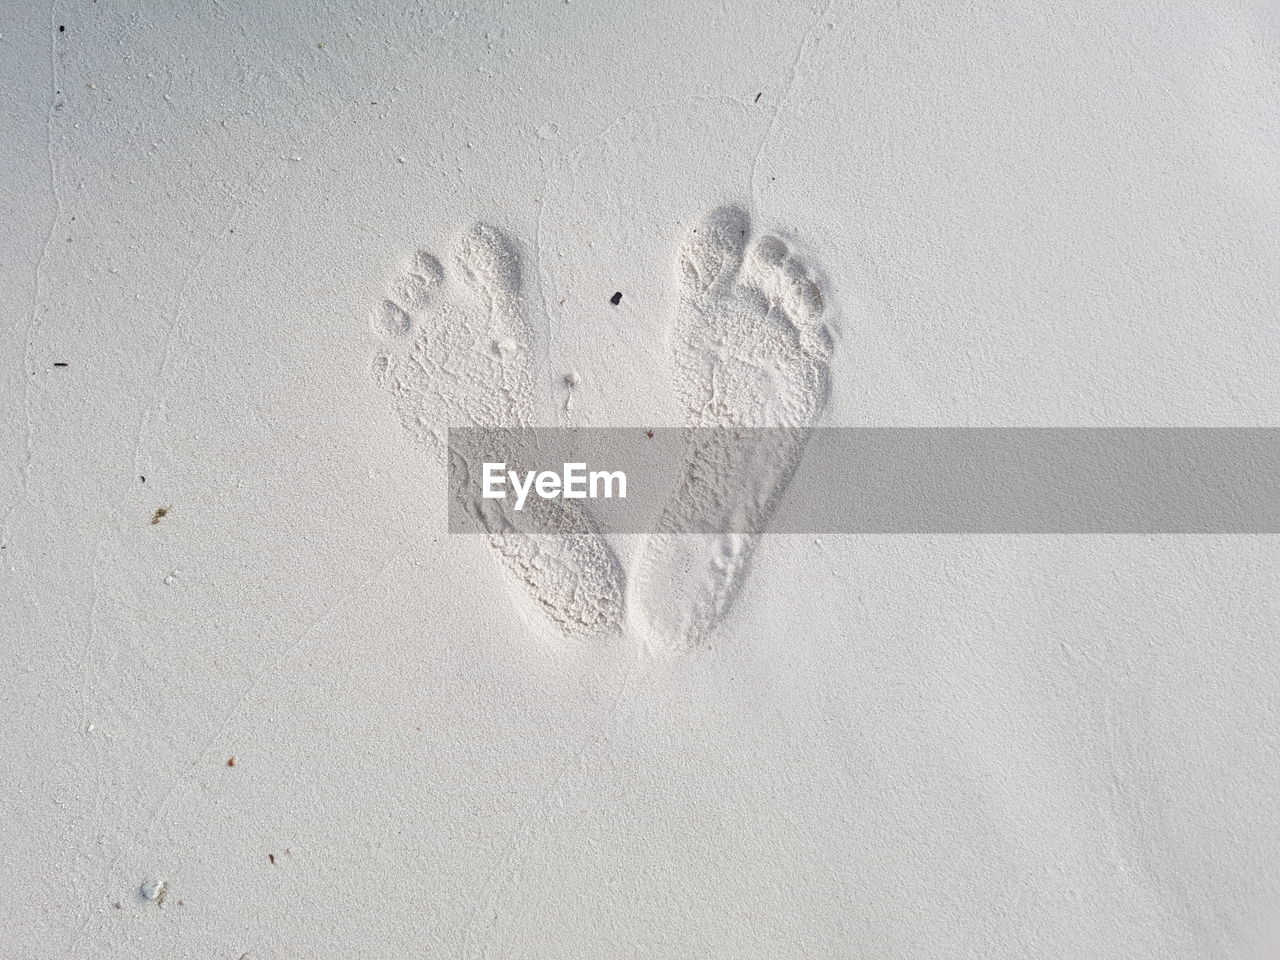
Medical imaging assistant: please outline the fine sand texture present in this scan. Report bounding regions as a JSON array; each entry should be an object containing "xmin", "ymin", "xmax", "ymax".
[{"xmin": 4, "ymin": 3, "xmax": 1280, "ymax": 959}]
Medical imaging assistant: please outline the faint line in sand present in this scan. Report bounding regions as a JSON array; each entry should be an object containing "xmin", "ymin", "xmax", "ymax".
[
  {"xmin": 748, "ymin": 0, "xmax": 838, "ymax": 214},
  {"xmin": 138, "ymin": 554, "xmax": 401, "ymax": 851},
  {"xmin": 2, "ymin": 0, "xmax": 65, "ymax": 550},
  {"xmin": 461, "ymin": 648, "xmax": 650, "ymax": 960}
]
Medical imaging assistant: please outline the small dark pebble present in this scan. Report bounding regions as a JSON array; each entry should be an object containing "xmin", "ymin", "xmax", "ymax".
[
  {"xmin": 609, "ymin": 291, "xmax": 622, "ymax": 305},
  {"xmin": 54, "ymin": 362, "xmax": 68, "ymax": 367},
  {"xmin": 59, "ymin": 24, "xmax": 65, "ymax": 32},
  {"xmin": 268, "ymin": 853, "xmax": 276, "ymax": 865}
]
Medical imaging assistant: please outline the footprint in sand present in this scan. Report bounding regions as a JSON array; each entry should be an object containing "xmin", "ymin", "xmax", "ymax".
[
  {"xmin": 630, "ymin": 206, "xmax": 833, "ymax": 651},
  {"xmin": 370, "ymin": 223, "xmax": 624, "ymax": 642}
]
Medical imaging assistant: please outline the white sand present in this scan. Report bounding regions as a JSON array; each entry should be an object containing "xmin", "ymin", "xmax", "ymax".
[{"xmin": 3, "ymin": 2, "xmax": 1279, "ymax": 957}]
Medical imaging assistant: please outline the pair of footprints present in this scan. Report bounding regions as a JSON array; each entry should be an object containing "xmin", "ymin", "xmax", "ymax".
[{"xmin": 371, "ymin": 206, "xmax": 832, "ymax": 652}]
